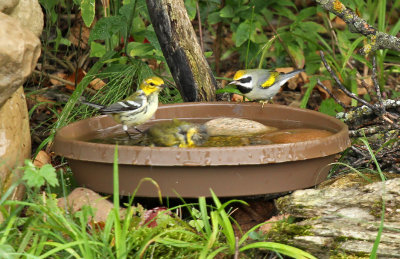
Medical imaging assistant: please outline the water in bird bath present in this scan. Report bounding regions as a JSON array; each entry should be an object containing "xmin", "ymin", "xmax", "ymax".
[{"xmin": 87, "ymin": 118, "xmax": 334, "ymax": 147}]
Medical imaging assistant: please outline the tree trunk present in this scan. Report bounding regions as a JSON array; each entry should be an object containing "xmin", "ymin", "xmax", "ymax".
[{"xmin": 146, "ymin": 0, "xmax": 218, "ymax": 102}]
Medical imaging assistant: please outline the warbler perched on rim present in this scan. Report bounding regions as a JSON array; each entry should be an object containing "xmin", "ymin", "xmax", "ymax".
[
  {"xmin": 141, "ymin": 119, "xmax": 209, "ymax": 147},
  {"xmin": 81, "ymin": 76, "xmax": 165, "ymax": 137},
  {"xmin": 228, "ymin": 69, "xmax": 304, "ymax": 102}
]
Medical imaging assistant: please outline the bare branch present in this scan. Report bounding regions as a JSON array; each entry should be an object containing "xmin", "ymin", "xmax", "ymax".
[
  {"xmin": 372, "ymin": 56, "xmax": 385, "ymax": 111},
  {"xmin": 317, "ymin": 79, "xmax": 349, "ymax": 109},
  {"xmin": 319, "ymin": 51, "xmax": 379, "ymax": 112}
]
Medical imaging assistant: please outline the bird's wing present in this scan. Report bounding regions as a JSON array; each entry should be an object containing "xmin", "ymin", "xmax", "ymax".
[
  {"xmin": 259, "ymin": 71, "xmax": 279, "ymax": 88},
  {"xmin": 100, "ymin": 91, "xmax": 146, "ymax": 114}
]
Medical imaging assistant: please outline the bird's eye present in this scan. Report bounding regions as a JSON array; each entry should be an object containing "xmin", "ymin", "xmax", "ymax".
[
  {"xmin": 238, "ymin": 77, "xmax": 251, "ymax": 84},
  {"xmin": 149, "ymin": 82, "xmax": 155, "ymax": 86}
]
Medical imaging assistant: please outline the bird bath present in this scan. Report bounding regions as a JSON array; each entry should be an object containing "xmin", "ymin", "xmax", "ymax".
[{"xmin": 53, "ymin": 102, "xmax": 350, "ymax": 198}]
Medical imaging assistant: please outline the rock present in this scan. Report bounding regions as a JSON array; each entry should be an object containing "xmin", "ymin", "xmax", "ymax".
[
  {"xmin": 0, "ymin": 0, "xmax": 19, "ymax": 13},
  {"xmin": 205, "ymin": 117, "xmax": 277, "ymax": 136},
  {"xmin": 0, "ymin": 86, "xmax": 31, "ymax": 207},
  {"xmin": 268, "ymin": 176, "xmax": 400, "ymax": 258},
  {"xmin": 9, "ymin": 0, "xmax": 44, "ymax": 38},
  {"xmin": 0, "ymin": 13, "xmax": 41, "ymax": 107},
  {"xmin": 58, "ymin": 187, "xmax": 126, "ymax": 223}
]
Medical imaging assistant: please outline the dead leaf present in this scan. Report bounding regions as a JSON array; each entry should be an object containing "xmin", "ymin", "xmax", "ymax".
[
  {"xmin": 231, "ymin": 93, "xmax": 244, "ymax": 102},
  {"xmin": 275, "ymin": 67, "xmax": 305, "ymax": 90},
  {"xmin": 275, "ymin": 67, "xmax": 295, "ymax": 74},
  {"xmin": 333, "ymin": 89, "xmax": 352, "ymax": 105},
  {"xmin": 333, "ymin": 16, "xmax": 346, "ymax": 30},
  {"xmin": 33, "ymin": 151, "xmax": 52, "ymax": 167},
  {"xmin": 50, "ymin": 70, "xmax": 106, "ymax": 91},
  {"xmin": 316, "ymin": 79, "xmax": 333, "ymax": 99},
  {"xmin": 68, "ymin": 14, "xmax": 93, "ymax": 49},
  {"xmin": 49, "ymin": 73, "xmax": 67, "ymax": 86},
  {"xmin": 89, "ymin": 77, "xmax": 106, "ymax": 90},
  {"xmin": 142, "ymin": 207, "xmax": 170, "ymax": 228},
  {"xmin": 357, "ymin": 86, "xmax": 367, "ymax": 95},
  {"xmin": 259, "ymin": 214, "xmax": 289, "ymax": 234}
]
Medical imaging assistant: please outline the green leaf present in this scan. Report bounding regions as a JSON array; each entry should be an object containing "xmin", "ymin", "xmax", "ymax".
[
  {"xmin": 81, "ymin": 0, "xmax": 95, "ymax": 27},
  {"xmin": 240, "ymin": 242, "xmax": 317, "ymax": 259},
  {"xmin": 142, "ymin": 27, "xmax": 162, "ymax": 50},
  {"xmin": 234, "ymin": 21, "xmax": 251, "ymax": 47},
  {"xmin": 287, "ymin": 44, "xmax": 305, "ymax": 68},
  {"xmin": 204, "ymin": 51, "xmax": 213, "ymax": 58},
  {"xmin": 300, "ymin": 77, "xmax": 317, "ymax": 108},
  {"xmin": 184, "ymin": 0, "xmax": 197, "ymax": 20},
  {"xmin": 319, "ymin": 98, "xmax": 344, "ymax": 116},
  {"xmin": 131, "ymin": 16, "xmax": 146, "ymax": 33},
  {"xmin": 273, "ymin": 6, "xmax": 296, "ymax": 20},
  {"xmin": 296, "ymin": 7, "xmax": 316, "ymax": 22},
  {"xmin": 22, "ymin": 167, "xmax": 45, "ymax": 188},
  {"xmin": 0, "ymin": 244, "xmax": 15, "ymax": 259},
  {"xmin": 207, "ymin": 12, "xmax": 221, "ymax": 25},
  {"xmin": 40, "ymin": 164, "xmax": 59, "ymax": 187},
  {"xmin": 216, "ymin": 85, "xmax": 242, "ymax": 95},
  {"xmin": 300, "ymin": 21, "xmax": 327, "ymax": 33},
  {"xmin": 220, "ymin": 5, "xmax": 234, "ymax": 18},
  {"xmin": 127, "ymin": 42, "xmax": 154, "ymax": 57},
  {"xmin": 89, "ymin": 16, "xmax": 126, "ymax": 42},
  {"xmin": 90, "ymin": 41, "xmax": 107, "ymax": 57}
]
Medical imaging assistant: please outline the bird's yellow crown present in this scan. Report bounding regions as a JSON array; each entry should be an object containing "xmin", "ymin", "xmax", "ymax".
[
  {"xmin": 140, "ymin": 76, "xmax": 165, "ymax": 95},
  {"xmin": 233, "ymin": 70, "xmax": 246, "ymax": 80}
]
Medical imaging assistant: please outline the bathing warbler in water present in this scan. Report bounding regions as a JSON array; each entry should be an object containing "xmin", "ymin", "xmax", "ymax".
[
  {"xmin": 141, "ymin": 119, "xmax": 209, "ymax": 147},
  {"xmin": 80, "ymin": 76, "xmax": 165, "ymax": 137}
]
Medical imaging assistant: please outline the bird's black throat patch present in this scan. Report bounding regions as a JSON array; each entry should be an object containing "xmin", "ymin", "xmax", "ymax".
[{"xmin": 235, "ymin": 85, "xmax": 252, "ymax": 94}]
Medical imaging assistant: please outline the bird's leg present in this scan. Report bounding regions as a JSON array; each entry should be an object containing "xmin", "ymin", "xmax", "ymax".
[
  {"xmin": 122, "ymin": 124, "xmax": 133, "ymax": 139},
  {"xmin": 134, "ymin": 126, "xmax": 143, "ymax": 134},
  {"xmin": 260, "ymin": 100, "xmax": 269, "ymax": 108}
]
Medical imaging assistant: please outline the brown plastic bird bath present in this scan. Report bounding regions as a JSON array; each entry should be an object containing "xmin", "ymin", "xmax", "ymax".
[{"xmin": 53, "ymin": 102, "xmax": 350, "ymax": 197}]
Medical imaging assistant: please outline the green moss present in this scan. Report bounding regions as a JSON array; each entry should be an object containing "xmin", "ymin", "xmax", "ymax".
[
  {"xmin": 330, "ymin": 251, "xmax": 370, "ymax": 259},
  {"xmin": 265, "ymin": 219, "xmax": 312, "ymax": 245}
]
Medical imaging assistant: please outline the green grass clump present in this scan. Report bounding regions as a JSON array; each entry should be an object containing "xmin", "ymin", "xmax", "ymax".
[{"xmin": 0, "ymin": 146, "xmax": 316, "ymax": 258}]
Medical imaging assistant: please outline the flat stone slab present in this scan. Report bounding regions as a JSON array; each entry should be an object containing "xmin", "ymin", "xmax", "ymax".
[{"xmin": 205, "ymin": 117, "xmax": 277, "ymax": 136}]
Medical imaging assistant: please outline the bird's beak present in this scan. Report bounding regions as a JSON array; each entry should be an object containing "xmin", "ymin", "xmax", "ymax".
[{"xmin": 228, "ymin": 80, "xmax": 238, "ymax": 86}]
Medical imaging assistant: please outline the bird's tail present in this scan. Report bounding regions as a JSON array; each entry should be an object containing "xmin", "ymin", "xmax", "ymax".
[
  {"xmin": 80, "ymin": 100, "xmax": 105, "ymax": 110},
  {"xmin": 277, "ymin": 69, "xmax": 304, "ymax": 84}
]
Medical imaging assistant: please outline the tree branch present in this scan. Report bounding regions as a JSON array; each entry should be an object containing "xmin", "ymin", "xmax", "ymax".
[{"xmin": 316, "ymin": 0, "xmax": 400, "ymax": 55}]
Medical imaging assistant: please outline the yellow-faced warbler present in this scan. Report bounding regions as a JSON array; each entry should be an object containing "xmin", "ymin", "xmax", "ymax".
[
  {"xmin": 81, "ymin": 76, "xmax": 165, "ymax": 137},
  {"xmin": 228, "ymin": 69, "xmax": 304, "ymax": 102},
  {"xmin": 142, "ymin": 119, "xmax": 209, "ymax": 147}
]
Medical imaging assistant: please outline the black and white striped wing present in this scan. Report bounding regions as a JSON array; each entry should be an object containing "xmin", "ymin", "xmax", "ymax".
[{"xmin": 100, "ymin": 92, "xmax": 146, "ymax": 114}]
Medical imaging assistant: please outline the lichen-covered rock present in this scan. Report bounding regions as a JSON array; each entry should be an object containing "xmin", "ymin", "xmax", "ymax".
[
  {"xmin": 204, "ymin": 117, "xmax": 277, "ymax": 136},
  {"xmin": 0, "ymin": 0, "xmax": 19, "ymax": 13},
  {"xmin": 0, "ymin": 13, "xmax": 41, "ymax": 107},
  {"xmin": 270, "ymin": 176, "xmax": 400, "ymax": 258},
  {"xmin": 0, "ymin": 87, "xmax": 31, "ymax": 203},
  {"xmin": 9, "ymin": 0, "xmax": 44, "ymax": 38}
]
